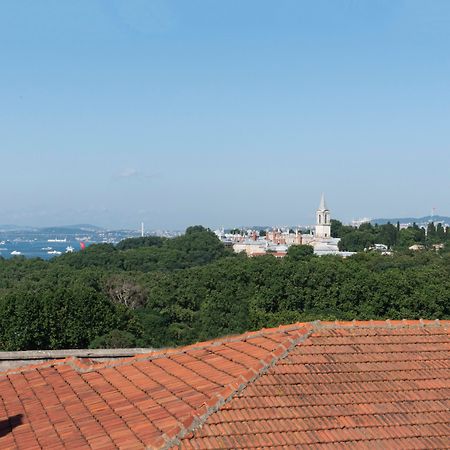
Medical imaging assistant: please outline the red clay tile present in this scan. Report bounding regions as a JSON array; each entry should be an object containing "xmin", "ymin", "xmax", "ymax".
[{"xmin": 0, "ymin": 320, "xmax": 449, "ymax": 449}]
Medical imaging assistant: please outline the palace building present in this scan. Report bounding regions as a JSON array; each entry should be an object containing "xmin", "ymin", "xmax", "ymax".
[{"xmin": 227, "ymin": 194, "xmax": 354, "ymax": 257}]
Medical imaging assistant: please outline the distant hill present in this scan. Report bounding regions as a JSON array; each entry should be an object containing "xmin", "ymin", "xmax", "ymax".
[
  {"xmin": 39, "ymin": 224, "xmax": 104, "ymax": 234},
  {"xmin": 0, "ymin": 224, "xmax": 105, "ymax": 233},
  {"xmin": 0, "ymin": 225, "xmax": 38, "ymax": 231},
  {"xmin": 65, "ymin": 224, "xmax": 104, "ymax": 230},
  {"xmin": 372, "ymin": 216, "xmax": 450, "ymax": 226}
]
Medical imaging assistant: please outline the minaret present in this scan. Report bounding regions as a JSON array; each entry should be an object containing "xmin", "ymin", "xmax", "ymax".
[{"xmin": 315, "ymin": 193, "xmax": 331, "ymax": 239}]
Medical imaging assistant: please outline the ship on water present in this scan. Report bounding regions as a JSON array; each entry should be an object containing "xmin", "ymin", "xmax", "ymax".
[{"xmin": 0, "ymin": 224, "xmax": 148, "ymax": 260}]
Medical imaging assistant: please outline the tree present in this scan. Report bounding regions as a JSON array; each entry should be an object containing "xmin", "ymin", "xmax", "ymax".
[
  {"xmin": 359, "ymin": 222, "xmax": 374, "ymax": 232},
  {"xmin": 0, "ymin": 268, "xmax": 139, "ymax": 351},
  {"xmin": 104, "ymin": 275, "xmax": 147, "ymax": 309},
  {"xmin": 377, "ymin": 223, "xmax": 398, "ymax": 248},
  {"xmin": 1, "ymin": 223, "xmax": 449, "ymax": 353},
  {"xmin": 331, "ymin": 220, "xmax": 355, "ymax": 238},
  {"xmin": 89, "ymin": 329, "xmax": 138, "ymax": 349},
  {"xmin": 287, "ymin": 245, "xmax": 314, "ymax": 260},
  {"xmin": 397, "ymin": 226, "xmax": 426, "ymax": 249},
  {"xmin": 116, "ymin": 236, "xmax": 165, "ymax": 250},
  {"xmin": 427, "ymin": 222, "xmax": 437, "ymax": 240},
  {"xmin": 331, "ymin": 219, "xmax": 343, "ymax": 238},
  {"xmin": 338, "ymin": 231, "xmax": 375, "ymax": 252},
  {"xmin": 436, "ymin": 223, "xmax": 445, "ymax": 241}
]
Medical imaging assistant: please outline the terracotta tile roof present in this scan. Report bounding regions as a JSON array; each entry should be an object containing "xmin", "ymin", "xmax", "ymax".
[{"xmin": 0, "ymin": 320, "xmax": 449, "ymax": 449}]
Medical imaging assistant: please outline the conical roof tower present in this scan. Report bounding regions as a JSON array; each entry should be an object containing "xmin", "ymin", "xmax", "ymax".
[
  {"xmin": 315, "ymin": 194, "xmax": 331, "ymax": 239},
  {"xmin": 318, "ymin": 193, "xmax": 328, "ymax": 211}
]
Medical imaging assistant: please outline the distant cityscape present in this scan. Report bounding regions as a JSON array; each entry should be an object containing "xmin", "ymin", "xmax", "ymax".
[
  {"xmin": 1, "ymin": 200, "xmax": 449, "ymax": 260},
  {"xmin": 215, "ymin": 194, "xmax": 347, "ymax": 258},
  {"xmin": 0, "ymin": 224, "xmax": 181, "ymax": 259}
]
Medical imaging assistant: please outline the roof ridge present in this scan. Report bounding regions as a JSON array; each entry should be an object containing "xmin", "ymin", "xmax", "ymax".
[
  {"xmin": 0, "ymin": 323, "xmax": 310, "ymax": 376},
  {"xmin": 1, "ymin": 319, "xmax": 447, "ymax": 376},
  {"xmin": 316, "ymin": 319, "xmax": 448, "ymax": 328},
  {"xmin": 1, "ymin": 319, "xmax": 449, "ymax": 449},
  {"xmin": 154, "ymin": 324, "xmax": 315, "ymax": 450}
]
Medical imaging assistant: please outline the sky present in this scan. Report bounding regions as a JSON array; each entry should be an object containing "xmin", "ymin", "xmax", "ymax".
[{"xmin": 1, "ymin": 0, "xmax": 450, "ymax": 230}]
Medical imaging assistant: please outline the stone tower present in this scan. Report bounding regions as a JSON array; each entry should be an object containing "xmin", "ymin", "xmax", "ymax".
[{"xmin": 315, "ymin": 193, "xmax": 331, "ymax": 239}]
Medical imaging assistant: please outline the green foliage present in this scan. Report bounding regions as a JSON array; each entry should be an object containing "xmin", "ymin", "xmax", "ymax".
[
  {"xmin": 338, "ymin": 230, "xmax": 375, "ymax": 252},
  {"xmin": 116, "ymin": 236, "xmax": 166, "ymax": 250},
  {"xmin": 377, "ymin": 223, "xmax": 398, "ymax": 248},
  {"xmin": 136, "ymin": 251, "xmax": 450, "ymax": 346},
  {"xmin": 0, "ymin": 225, "xmax": 449, "ymax": 352},
  {"xmin": 0, "ymin": 267, "xmax": 138, "ymax": 350},
  {"xmin": 56, "ymin": 225, "xmax": 230, "ymax": 272},
  {"xmin": 427, "ymin": 222, "xmax": 436, "ymax": 239},
  {"xmin": 331, "ymin": 219, "xmax": 355, "ymax": 238},
  {"xmin": 287, "ymin": 244, "xmax": 314, "ymax": 260},
  {"xmin": 338, "ymin": 221, "xmax": 445, "ymax": 251},
  {"xmin": 89, "ymin": 329, "xmax": 138, "ymax": 349},
  {"xmin": 164, "ymin": 225, "xmax": 231, "ymax": 267},
  {"xmin": 397, "ymin": 227, "xmax": 425, "ymax": 248}
]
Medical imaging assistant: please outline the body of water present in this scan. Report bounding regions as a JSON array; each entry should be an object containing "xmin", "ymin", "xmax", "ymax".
[{"xmin": 0, "ymin": 239, "xmax": 86, "ymax": 260}]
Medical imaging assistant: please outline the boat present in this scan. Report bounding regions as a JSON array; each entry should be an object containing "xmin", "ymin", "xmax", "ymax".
[
  {"xmin": 48, "ymin": 238, "xmax": 67, "ymax": 243},
  {"xmin": 65, "ymin": 246, "xmax": 75, "ymax": 253},
  {"xmin": 10, "ymin": 250, "xmax": 22, "ymax": 256},
  {"xmin": 42, "ymin": 247, "xmax": 53, "ymax": 251},
  {"xmin": 47, "ymin": 250, "xmax": 62, "ymax": 255},
  {"xmin": 0, "ymin": 248, "xmax": 7, "ymax": 251}
]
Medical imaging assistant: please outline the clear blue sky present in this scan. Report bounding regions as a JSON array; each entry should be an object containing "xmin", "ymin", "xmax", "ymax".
[{"xmin": 1, "ymin": 0, "xmax": 449, "ymax": 229}]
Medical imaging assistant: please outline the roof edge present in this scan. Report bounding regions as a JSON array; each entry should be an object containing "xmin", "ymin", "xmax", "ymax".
[
  {"xmin": 1, "ymin": 319, "xmax": 447, "ymax": 377},
  {"xmin": 155, "ymin": 324, "xmax": 315, "ymax": 450}
]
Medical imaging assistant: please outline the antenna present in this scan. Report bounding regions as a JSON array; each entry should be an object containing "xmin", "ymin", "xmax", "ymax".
[{"xmin": 141, "ymin": 222, "xmax": 144, "ymax": 237}]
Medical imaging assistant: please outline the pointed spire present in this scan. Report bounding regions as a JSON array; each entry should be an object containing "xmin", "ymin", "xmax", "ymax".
[{"xmin": 318, "ymin": 193, "xmax": 328, "ymax": 211}]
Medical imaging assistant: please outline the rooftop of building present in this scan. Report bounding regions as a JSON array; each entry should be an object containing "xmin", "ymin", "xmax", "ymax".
[{"xmin": 1, "ymin": 319, "xmax": 449, "ymax": 449}]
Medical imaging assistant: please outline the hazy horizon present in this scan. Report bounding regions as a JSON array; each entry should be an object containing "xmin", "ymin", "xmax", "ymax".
[
  {"xmin": 2, "ymin": 1, "xmax": 449, "ymax": 229},
  {"xmin": 1, "ymin": 209, "xmax": 449, "ymax": 232}
]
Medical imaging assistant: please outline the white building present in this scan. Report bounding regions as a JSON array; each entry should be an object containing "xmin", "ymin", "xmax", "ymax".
[
  {"xmin": 315, "ymin": 193, "xmax": 331, "ymax": 239},
  {"xmin": 310, "ymin": 194, "xmax": 355, "ymax": 257},
  {"xmin": 228, "ymin": 194, "xmax": 355, "ymax": 258}
]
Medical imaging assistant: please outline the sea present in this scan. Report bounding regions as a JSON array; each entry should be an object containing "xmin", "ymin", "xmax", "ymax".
[
  {"xmin": 0, "ymin": 226, "xmax": 180, "ymax": 260},
  {"xmin": 0, "ymin": 238, "xmax": 88, "ymax": 260},
  {"xmin": 0, "ymin": 228, "xmax": 137, "ymax": 260}
]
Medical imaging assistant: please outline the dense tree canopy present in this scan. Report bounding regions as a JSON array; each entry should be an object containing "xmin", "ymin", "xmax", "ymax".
[
  {"xmin": 287, "ymin": 244, "xmax": 314, "ymax": 260},
  {"xmin": 333, "ymin": 220, "xmax": 449, "ymax": 252},
  {"xmin": 0, "ymin": 225, "xmax": 449, "ymax": 351}
]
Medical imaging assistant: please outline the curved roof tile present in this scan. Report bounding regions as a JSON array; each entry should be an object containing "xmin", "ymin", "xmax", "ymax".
[{"xmin": 0, "ymin": 320, "xmax": 449, "ymax": 449}]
